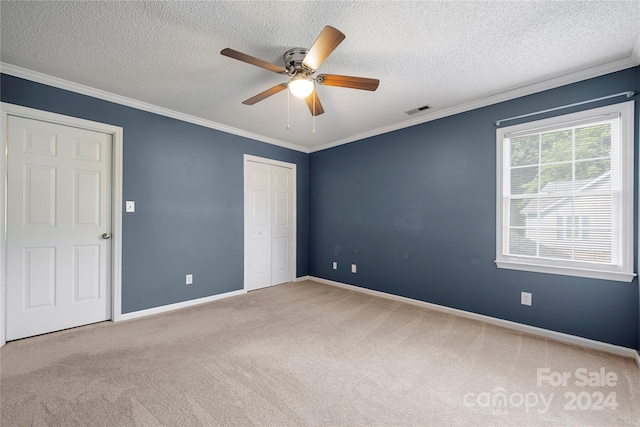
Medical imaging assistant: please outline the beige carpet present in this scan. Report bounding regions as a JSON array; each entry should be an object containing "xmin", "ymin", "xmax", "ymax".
[{"xmin": 1, "ymin": 280, "xmax": 639, "ymax": 426}]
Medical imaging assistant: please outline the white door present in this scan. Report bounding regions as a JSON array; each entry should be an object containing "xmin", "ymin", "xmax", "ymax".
[
  {"xmin": 244, "ymin": 158, "xmax": 294, "ymax": 291},
  {"xmin": 6, "ymin": 115, "xmax": 112, "ymax": 341}
]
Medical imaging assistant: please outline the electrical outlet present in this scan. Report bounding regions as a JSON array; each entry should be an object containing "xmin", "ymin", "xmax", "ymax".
[
  {"xmin": 521, "ymin": 291, "xmax": 532, "ymax": 306},
  {"xmin": 125, "ymin": 201, "xmax": 135, "ymax": 212},
  {"xmin": 332, "ymin": 262, "xmax": 337, "ymax": 270},
  {"xmin": 351, "ymin": 264, "xmax": 357, "ymax": 273},
  {"xmin": 186, "ymin": 274, "xmax": 193, "ymax": 285}
]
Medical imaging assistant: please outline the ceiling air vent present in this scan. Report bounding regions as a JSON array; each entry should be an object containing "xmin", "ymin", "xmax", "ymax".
[{"xmin": 405, "ymin": 105, "xmax": 431, "ymax": 115}]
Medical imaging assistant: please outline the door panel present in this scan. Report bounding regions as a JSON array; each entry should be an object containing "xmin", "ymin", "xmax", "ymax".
[
  {"xmin": 75, "ymin": 170, "xmax": 101, "ymax": 226},
  {"xmin": 25, "ymin": 129, "xmax": 57, "ymax": 156},
  {"xmin": 74, "ymin": 138, "xmax": 101, "ymax": 162},
  {"xmin": 25, "ymin": 247, "xmax": 56, "ymax": 309},
  {"xmin": 273, "ymin": 237, "xmax": 288, "ymax": 271},
  {"xmin": 26, "ymin": 165, "xmax": 57, "ymax": 226},
  {"xmin": 6, "ymin": 115, "xmax": 112, "ymax": 341},
  {"xmin": 73, "ymin": 245, "xmax": 101, "ymax": 301}
]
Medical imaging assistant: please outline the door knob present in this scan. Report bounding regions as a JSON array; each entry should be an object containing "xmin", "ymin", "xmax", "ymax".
[{"xmin": 101, "ymin": 233, "xmax": 111, "ymax": 239}]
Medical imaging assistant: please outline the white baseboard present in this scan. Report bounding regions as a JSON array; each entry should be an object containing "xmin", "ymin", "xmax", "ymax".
[
  {"xmin": 294, "ymin": 275, "xmax": 311, "ymax": 282},
  {"xmin": 308, "ymin": 276, "xmax": 640, "ymax": 366},
  {"xmin": 119, "ymin": 289, "xmax": 246, "ymax": 321}
]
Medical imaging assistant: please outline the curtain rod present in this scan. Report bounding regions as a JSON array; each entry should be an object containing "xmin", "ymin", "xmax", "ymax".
[{"xmin": 494, "ymin": 91, "xmax": 636, "ymax": 127}]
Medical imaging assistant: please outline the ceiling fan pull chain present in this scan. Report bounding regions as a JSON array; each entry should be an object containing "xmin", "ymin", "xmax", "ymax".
[
  {"xmin": 287, "ymin": 89, "xmax": 290, "ymax": 130},
  {"xmin": 312, "ymin": 88, "xmax": 316, "ymax": 133}
]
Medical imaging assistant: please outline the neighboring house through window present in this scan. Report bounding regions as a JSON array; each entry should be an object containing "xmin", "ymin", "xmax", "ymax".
[{"xmin": 496, "ymin": 101, "xmax": 635, "ymax": 282}]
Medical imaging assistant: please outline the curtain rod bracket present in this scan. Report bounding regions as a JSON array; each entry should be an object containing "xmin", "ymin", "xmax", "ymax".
[{"xmin": 495, "ymin": 91, "xmax": 636, "ymax": 127}]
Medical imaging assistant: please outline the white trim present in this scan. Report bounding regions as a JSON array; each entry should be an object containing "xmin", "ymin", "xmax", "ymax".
[
  {"xmin": 2, "ymin": 58, "xmax": 636, "ymax": 155},
  {"xmin": 119, "ymin": 289, "xmax": 245, "ymax": 321},
  {"xmin": 0, "ymin": 108, "xmax": 6, "ymax": 347},
  {"xmin": 111, "ymin": 127, "xmax": 124, "ymax": 322},
  {"xmin": 495, "ymin": 101, "xmax": 635, "ymax": 282},
  {"xmin": 0, "ymin": 102, "xmax": 124, "ymax": 346},
  {"xmin": 309, "ymin": 57, "xmax": 639, "ymax": 153},
  {"xmin": 294, "ymin": 275, "xmax": 311, "ymax": 282},
  {"xmin": 495, "ymin": 260, "xmax": 637, "ymax": 283},
  {"xmin": 631, "ymin": 33, "xmax": 640, "ymax": 65},
  {"xmin": 0, "ymin": 63, "xmax": 308, "ymax": 154},
  {"xmin": 244, "ymin": 154, "xmax": 298, "ymax": 171},
  {"xmin": 635, "ymin": 351, "xmax": 640, "ymax": 369},
  {"xmin": 308, "ymin": 276, "xmax": 640, "ymax": 366},
  {"xmin": 243, "ymin": 154, "xmax": 297, "ymax": 291}
]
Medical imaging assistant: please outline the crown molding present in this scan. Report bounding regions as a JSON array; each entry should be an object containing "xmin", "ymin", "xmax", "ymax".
[
  {"xmin": 309, "ymin": 55, "xmax": 639, "ymax": 153},
  {"xmin": 0, "ymin": 63, "xmax": 309, "ymax": 154},
  {"xmin": 632, "ymin": 33, "xmax": 640, "ymax": 65}
]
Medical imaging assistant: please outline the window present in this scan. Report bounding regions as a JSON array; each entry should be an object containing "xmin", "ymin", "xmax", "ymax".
[{"xmin": 496, "ymin": 101, "xmax": 635, "ymax": 282}]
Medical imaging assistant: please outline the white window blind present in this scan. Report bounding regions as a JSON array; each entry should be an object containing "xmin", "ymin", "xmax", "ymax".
[{"xmin": 496, "ymin": 101, "xmax": 635, "ymax": 282}]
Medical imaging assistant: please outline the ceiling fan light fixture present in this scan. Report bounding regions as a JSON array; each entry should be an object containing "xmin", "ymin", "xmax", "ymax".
[{"xmin": 288, "ymin": 75, "xmax": 314, "ymax": 98}]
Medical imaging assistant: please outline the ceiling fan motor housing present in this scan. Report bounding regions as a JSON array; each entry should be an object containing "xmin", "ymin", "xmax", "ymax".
[{"xmin": 284, "ymin": 48, "xmax": 312, "ymax": 75}]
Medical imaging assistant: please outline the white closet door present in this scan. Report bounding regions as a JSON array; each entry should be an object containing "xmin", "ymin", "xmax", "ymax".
[
  {"xmin": 244, "ymin": 160, "xmax": 293, "ymax": 291},
  {"xmin": 246, "ymin": 161, "xmax": 272, "ymax": 290},
  {"xmin": 271, "ymin": 165, "xmax": 293, "ymax": 286}
]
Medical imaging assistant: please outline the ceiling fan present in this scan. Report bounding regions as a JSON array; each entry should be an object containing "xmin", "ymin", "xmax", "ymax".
[{"xmin": 221, "ymin": 26, "xmax": 379, "ymax": 116}]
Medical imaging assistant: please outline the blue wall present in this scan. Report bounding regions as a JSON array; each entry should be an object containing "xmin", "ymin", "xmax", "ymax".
[
  {"xmin": 1, "ymin": 74, "xmax": 309, "ymax": 314},
  {"xmin": 310, "ymin": 67, "xmax": 640, "ymax": 350}
]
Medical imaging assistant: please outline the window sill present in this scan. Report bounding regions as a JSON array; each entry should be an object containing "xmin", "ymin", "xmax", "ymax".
[{"xmin": 495, "ymin": 260, "xmax": 636, "ymax": 283}]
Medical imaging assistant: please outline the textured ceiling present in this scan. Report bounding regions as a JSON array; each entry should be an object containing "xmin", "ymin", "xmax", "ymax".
[{"xmin": 1, "ymin": 1, "xmax": 639, "ymax": 152}]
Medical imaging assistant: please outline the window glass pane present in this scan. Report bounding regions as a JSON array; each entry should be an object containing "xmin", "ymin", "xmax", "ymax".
[
  {"xmin": 574, "ymin": 229, "xmax": 611, "ymax": 263},
  {"xmin": 574, "ymin": 195, "xmax": 612, "ymax": 228},
  {"xmin": 510, "ymin": 166, "xmax": 538, "ymax": 195},
  {"xmin": 575, "ymin": 159, "xmax": 610, "ymax": 188},
  {"xmin": 508, "ymin": 228, "xmax": 536, "ymax": 256},
  {"xmin": 575, "ymin": 123, "xmax": 611, "ymax": 160},
  {"xmin": 510, "ymin": 135, "xmax": 539, "ymax": 167},
  {"xmin": 541, "ymin": 129, "xmax": 572, "ymax": 163},
  {"xmin": 509, "ymin": 199, "xmax": 528, "ymax": 227},
  {"xmin": 539, "ymin": 164, "xmax": 572, "ymax": 193},
  {"xmin": 538, "ymin": 228, "xmax": 572, "ymax": 260},
  {"xmin": 519, "ymin": 196, "xmax": 563, "ymax": 219}
]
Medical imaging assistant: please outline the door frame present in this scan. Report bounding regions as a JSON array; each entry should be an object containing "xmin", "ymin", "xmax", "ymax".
[
  {"xmin": 243, "ymin": 154, "xmax": 296, "ymax": 290},
  {"xmin": 0, "ymin": 102, "xmax": 124, "ymax": 346}
]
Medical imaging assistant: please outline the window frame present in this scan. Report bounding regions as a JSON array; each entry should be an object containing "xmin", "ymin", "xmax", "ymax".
[{"xmin": 495, "ymin": 101, "xmax": 636, "ymax": 282}]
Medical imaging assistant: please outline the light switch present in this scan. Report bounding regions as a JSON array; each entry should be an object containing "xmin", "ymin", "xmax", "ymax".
[{"xmin": 126, "ymin": 201, "xmax": 135, "ymax": 212}]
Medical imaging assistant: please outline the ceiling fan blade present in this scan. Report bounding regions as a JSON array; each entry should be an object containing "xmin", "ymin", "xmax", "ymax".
[
  {"xmin": 221, "ymin": 48, "xmax": 287, "ymax": 74},
  {"xmin": 305, "ymin": 90, "xmax": 325, "ymax": 116},
  {"xmin": 302, "ymin": 26, "xmax": 345, "ymax": 71},
  {"xmin": 316, "ymin": 74, "xmax": 380, "ymax": 91},
  {"xmin": 242, "ymin": 83, "xmax": 288, "ymax": 105}
]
